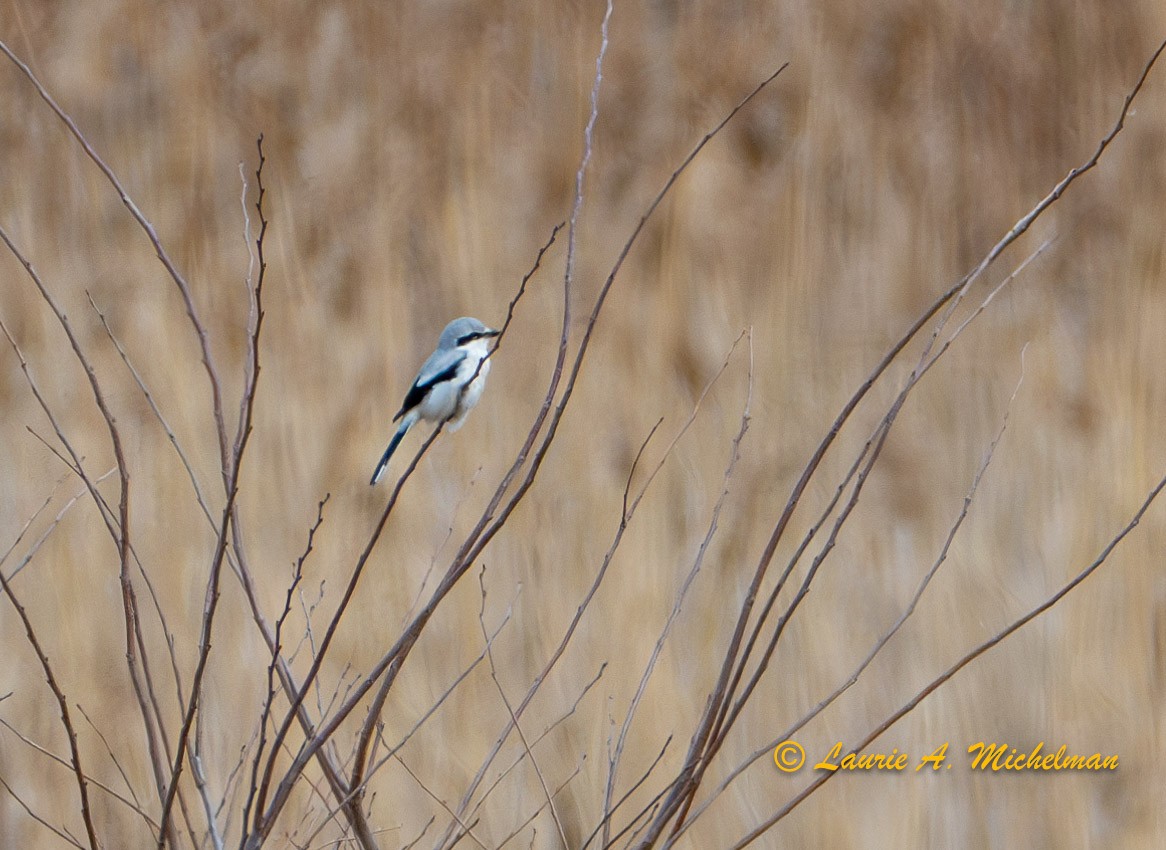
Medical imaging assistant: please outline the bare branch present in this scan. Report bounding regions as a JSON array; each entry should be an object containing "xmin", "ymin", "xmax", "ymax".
[
  {"xmin": 494, "ymin": 756, "xmax": 585, "ymax": 850},
  {"xmin": 461, "ymin": 663, "xmax": 606, "ymax": 833},
  {"xmin": 639, "ymin": 39, "xmax": 1166, "ymax": 844},
  {"xmin": 87, "ymin": 291, "xmax": 217, "ymax": 531},
  {"xmin": 0, "ymin": 772, "xmax": 87, "ymax": 850},
  {"xmin": 672, "ymin": 346, "xmax": 1029, "ymax": 842},
  {"xmin": 0, "ymin": 714, "xmax": 159, "ymax": 835},
  {"xmin": 76, "ymin": 704, "xmax": 158, "ymax": 834},
  {"xmin": 0, "ymin": 523, "xmax": 101, "ymax": 848},
  {"xmin": 399, "ymin": 815, "xmax": 435, "ymax": 850},
  {"xmin": 248, "ymin": 218, "xmax": 563, "ymax": 846},
  {"xmin": 604, "ymin": 330, "xmax": 753, "ymax": 844},
  {"xmin": 0, "ymin": 37, "xmax": 234, "ymax": 481},
  {"xmin": 7, "ymin": 129, "xmax": 209, "ymax": 834},
  {"xmin": 444, "ymin": 333, "xmax": 745, "ymax": 846},
  {"xmin": 394, "ymin": 754, "xmax": 488, "ymax": 850},
  {"xmin": 476, "ymin": 569, "xmax": 569, "ymax": 849},
  {"xmin": 158, "ymin": 134, "xmax": 271, "ymax": 847},
  {"xmin": 300, "ymin": 598, "xmax": 517, "ymax": 850},
  {"xmin": 243, "ymin": 494, "xmax": 330, "ymax": 842},
  {"xmin": 0, "ymin": 481, "xmax": 57, "ymax": 571},
  {"xmin": 730, "ymin": 464, "xmax": 1166, "ymax": 849},
  {"xmin": 3, "ymin": 470, "xmax": 114, "ymax": 582},
  {"xmin": 582, "ymin": 736, "xmax": 671, "ymax": 850},
  {"xmin": 709, "ymin": 238, "xmax": 1051, "ymax": 767}
]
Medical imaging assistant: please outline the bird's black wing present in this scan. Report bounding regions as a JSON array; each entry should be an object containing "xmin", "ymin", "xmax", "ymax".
[{"xmin": 392, "ymin": 351, "xmax": 466, "ymax": 421}]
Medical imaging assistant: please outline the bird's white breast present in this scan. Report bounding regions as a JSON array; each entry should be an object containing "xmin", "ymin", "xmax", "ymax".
[{"xmin": 444, "ymin": 339, "xmax": 492, "ymax": 431}]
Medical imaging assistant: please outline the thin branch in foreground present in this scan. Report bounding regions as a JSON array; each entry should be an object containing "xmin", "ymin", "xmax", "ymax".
[
  {"xmin": 76, "ymin": 704, "xmax": 157, "ymax": 833},
  {"xmin": 642, "ymin": 38, "xmax": 1166, "ymax": 845},
  {"xmin": 402, "ymin": 464, "xmax": 485, "ymax": 626},
  {"xmin": 582, "ymin": 736, "xmax": 672, "ymax": 850},
  {"xmin": 0, "ymin": 772, "xmax": 86, "ymax": 850},
  {"xmin": 300, "ymin": 597, "xmax": 519, "ymax": 850},
  {"xmin": 0, "ymin": 523, "xmax": 101, "ymax": 849},
  {"xmin": 216, "ymin": 725, "xmax": 262, "ymax": 842},
  {"xmin": 730, "ymin": 464, "xmax": 1166, "ymax": 849},
  {"xmin": 443, "ymin": 333, "xmax": 746, "ymax": 847},
  {"xmin": 707, "ymin": 237, "xmax": 1052, "ymax": 778},
  {"xmin": 603, "ymin": 329, "xmax": 754, "ymax": 845},
  {"xmin": 0, "ymin": 480, "xmax": 57, "ymax": 571},
  {"xmin": 3, "ymin": 470, "xmax": 115, "ymax": 583},
  {"xmin": 250, "ymin": 215, "xmax": 563, "ymax": 848},
  {"xmin": 394, "ymin": 754, "xmax": 488, "ymax": 850},
  {"xmin": 23, "ymin": 428, "xmax": 87, "ymax": 494},
  {"xmin": 243, "ymin": 493, "xmax": 330, "ymax": 840},
  {"xmin": 0, "ymin": 713, "xmax": 159, "ymax": 835},
  {"xmin": 87, "ymin": 290, "xmax": 217, "ymax": 531},
  {"xmin": 158, "ymin": 135, "xmax": 271, "ymax": 848},
  {"xmin": 4, "ymin": 192, "xmax": 197, "ymax": 840},
  {"xmin": 399, "ymin": 815, "xmax": 435, "ymax": 850},
  {"xmin": 477, "ymin": 569, "xmax": 569, "ymax": 850},
  {"xmin": 0, "ymin": 36, "xmax": 234, "ymax": 476},
  {"xmin": 250, "ymin": 422, "xmax": 443, "ymax": 835},
  {"xmin": 672, "ymin": 345, "xmax": 1030, "ymax": 842},
  {"xmin": 94, "ymin": 286, "xmax": 278, "ymax": 837},
  {"xmin": 2, "ymin": 300, "xmax": 178, "ymax": 847},
  {"xmin": 683, "ymin": 243, "xmax": 1026, "ymax": 834},
  {"xmin": 461, "ymin": 662, "xmax": 606, "ymax": 832},
  {"xmin": 494, "ymin": 756, "xmax": 585, "ymax": 850},
  {"xmin": 565, "ymin": 0, "xmax": 614, "ymax": 294}
]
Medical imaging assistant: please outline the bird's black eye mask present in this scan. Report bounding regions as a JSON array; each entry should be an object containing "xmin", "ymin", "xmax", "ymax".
[{"xmin": 457, "ymin": 330, "xmax": 499, "ymax": 345}]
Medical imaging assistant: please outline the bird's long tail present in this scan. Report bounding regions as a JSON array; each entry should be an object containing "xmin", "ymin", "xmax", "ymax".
[{"xmin": 370, "ymin": 422, "xmax": 410, "ymax": 485}]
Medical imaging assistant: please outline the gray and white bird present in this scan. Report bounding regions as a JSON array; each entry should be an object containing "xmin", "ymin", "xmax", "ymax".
[{"xmin": 370, "ymin": 316, "xmax": 500, "ymax": 485}]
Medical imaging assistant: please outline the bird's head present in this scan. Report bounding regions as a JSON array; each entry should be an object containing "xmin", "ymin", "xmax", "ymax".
[{"xmin": 440, "ymin": 316, "xmax": 500, "ymax": 350}]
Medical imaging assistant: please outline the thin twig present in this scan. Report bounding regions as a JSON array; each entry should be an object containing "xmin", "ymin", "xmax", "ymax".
[
  {"xmin": 604, "ymin": 330, "xmax": 753, "ymax": 844},
  {"xmin": 0, "ymin": 37, "xmax": 233, "ymax": 476},
  {"xmin": 494, "ymin": 757, "xmax": 585, "ymax": 850},
  {"xmin": 242, "ymin": 494, "xmax": 329, "ymax": 840},
  {"xmin": 3, "ymin": 470, "xmax": 115, "ymax": 582},
  {"xmin": 711, "ymin": 238, "xmax": 1051, "ymax": 763},
  {"xmin": 461, "ymin": 663, "xmax": 606, "ymax": 830},
  {"xmin": 393, "ymin": 754, "xmax": 488, "ymax": 850},
  {"xmin": 730, "ymin": 464, "xmax": 1166, "ymax": 848},
  {"xmin": 0, "ymin": 521, "xmax": 101, "ymax": 849},
  {"xmin": 0, "ymin": 772, "xmax": 86, "ymax": 849},
  {"xmin": 641, "ymin": 38, "xmax": 1166, "ymax": 844},
  {"xmin": 158, "ymin": 135, "xmax": 271, "ymax": 847},
  {"xmin": 672, "ymin": 345, "xmax": 1029, "ymax": 842},
  {"xmin": 299, "ymin": 598, "xmax": 517, "ymax": 849},
  {"xmin": 399, "ymin": 815, "xmax": 435, "ymax": 850},
  {"xmin": 0, "ymin": 714, "xmax": 159, "ymax": 834},
  {"xmin": 477, "ymin": 569, "xmax": 569, "ymax": 849},
  {"xmin": 444, "ymin": 333, "xmax": 743, "ymax": 846},
  {"xmin": 582, "ymin": 736, "xmax": 672, "ymax": 850}
]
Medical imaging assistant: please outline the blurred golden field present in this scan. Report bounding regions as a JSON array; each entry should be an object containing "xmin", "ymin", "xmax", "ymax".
[{"xmin": 2, "ymin": 1, "xmax": 1165, "ymax": 847}]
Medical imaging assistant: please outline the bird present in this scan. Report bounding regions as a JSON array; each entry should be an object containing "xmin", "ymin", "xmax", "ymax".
[{"xmin": 370, "ymin": 316, "xmax": 500, "ymax": 485}]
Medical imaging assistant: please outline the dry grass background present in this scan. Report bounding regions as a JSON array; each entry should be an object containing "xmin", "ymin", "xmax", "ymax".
[{"xmin": 1, "ymin": 1, "xmax": 1165, "ymax": 847}]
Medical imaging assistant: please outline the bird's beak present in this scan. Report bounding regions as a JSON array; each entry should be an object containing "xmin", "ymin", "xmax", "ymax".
[{"xmin": 485, "ymin": 328, "xmax": 500, "ymax": 337}]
